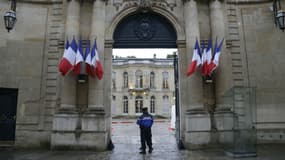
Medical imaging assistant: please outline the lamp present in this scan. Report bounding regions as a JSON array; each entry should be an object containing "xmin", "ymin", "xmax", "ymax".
[
  {"xmin": 4, "ymin": 0, "xmax": 17, "ymax": 32},
  {"xmin": 273, "ymin": 0, "xmax": 285, "ymax": 31}
]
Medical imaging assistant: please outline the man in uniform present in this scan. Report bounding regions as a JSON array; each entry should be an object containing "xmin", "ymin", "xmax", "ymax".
[{"xmin": 136, "ymin": 107, "xmax": 153, "ymax": 154}]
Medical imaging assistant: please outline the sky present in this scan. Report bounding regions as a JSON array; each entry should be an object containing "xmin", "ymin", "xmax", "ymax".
[{"xmin": 112, "ymin": 49, "xmax": 177, "ymax": 58}]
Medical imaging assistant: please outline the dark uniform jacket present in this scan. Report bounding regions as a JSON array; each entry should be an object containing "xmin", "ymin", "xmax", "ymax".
[{"xmin": 137, "ymin": 113, "xmax": 153, "ymax": 128}]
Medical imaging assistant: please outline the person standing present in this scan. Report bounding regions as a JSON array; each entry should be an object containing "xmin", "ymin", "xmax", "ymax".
[{"xmin": 136, "ymin": 107, "xmax": 153, "ymax": 154}]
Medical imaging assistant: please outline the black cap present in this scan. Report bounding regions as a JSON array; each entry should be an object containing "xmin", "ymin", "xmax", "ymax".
[{"xmin": 142, "ymin": 107, "xmax": 148, "ymax": 112}]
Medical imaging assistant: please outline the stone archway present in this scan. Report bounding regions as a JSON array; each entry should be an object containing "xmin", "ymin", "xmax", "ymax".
[
  {"xmin": 105, "ymin": 6, "xmax": 187, "ymax": 147},
  {"xmin": 113, "ymin": 12, "xmax": 177, "ymax": 48}
]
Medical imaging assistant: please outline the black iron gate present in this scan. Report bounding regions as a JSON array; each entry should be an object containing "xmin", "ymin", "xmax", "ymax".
[
  {"xmin": 0, "ymin": 88, "xmax": 18, "ymax": 141},
  {"xmin": 173, "ymin": 53, "xmax": 184, "ymax": 149}
]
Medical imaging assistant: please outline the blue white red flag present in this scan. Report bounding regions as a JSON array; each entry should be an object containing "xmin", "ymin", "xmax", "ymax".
[
  {"xmin": 85, "ymin": 40, "xmax": 95, "ymax": 77},
  {"xmin": 202, "ymin": 39, "xmax": 212, "ymax": 76},
  {"xmin": 187, "ymin": 39, "xmax": 201, "ymax": 77},
  {"xmin": 208, "ymin": 38, "xmax": 224, "ymax": 74},
  {"xmin": 73, "ymin": 38, "xmax": 84, "ymax": 75},
  {"xmin": 84, "ymin": 40, "xmax": 91, "ymax": 74},
  {"xmin": 86, "ymin": 39, "xmax": 104, "ymax": 80},
  {"xmin": 58, "ymin": 38, "xmax": 77, "ymax": 76}
]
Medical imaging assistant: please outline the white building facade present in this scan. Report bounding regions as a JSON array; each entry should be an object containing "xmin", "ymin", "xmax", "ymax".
[{"xmin": 112, "ymin": 57, "xmax": 175, "ymax": 117}]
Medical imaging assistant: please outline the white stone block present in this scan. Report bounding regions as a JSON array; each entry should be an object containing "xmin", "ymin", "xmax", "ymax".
[
  {"xmin": 184, "ymin": 113, "xmax": 211, "ymax": 147},
  {"xmin": 186, "ymin": 114, "xmax": 211, "ymax": 131},
  {"xmin": 81, "ymin": 115, "xmax": 106, "ymax": 131},
  {"xmin": 214, "ymin": 112, "xmax": 234, "ymax": 130},
  {"xmin": 185, "ymin": 132, "xmax": 210, "ymax": 145},
  {"xmin": 52, "ymin": 113, "xmax": 79, "ymax": 131},
  {"xmin": 51, "ymin": 133, "xmax": 76, "ymax": 147},
  {"xmin": 51, "ymin": 132, "xmax": 108, "ymax": 150},
  {"xmin": 79, "ymin": 133, "xmax": 107, "ymax": 150}
]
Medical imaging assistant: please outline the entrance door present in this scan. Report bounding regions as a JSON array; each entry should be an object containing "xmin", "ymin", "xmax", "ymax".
[{"xmin": 0, "ymin": 88, "xmax": 18, "ymax": 141}]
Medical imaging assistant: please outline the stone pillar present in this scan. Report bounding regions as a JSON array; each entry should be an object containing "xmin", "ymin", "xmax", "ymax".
[
  {"xmin": 210, "ymin": 0, "xmax": 233, "ymax": 104},
  {"xmin": 59, "ymin": 0, "xmax": 80, "ymax": 110},
  {"xmin": 81, "ymin": 0, "xmax": 109, "ymax": 150},
  {"xmin": 182, "ymin": 0, "xmax": 209, "ymax": 149},
  {"xmin": 183, "ymin": 0, "xmax": 203, "ymax": 111},
  {"xmin": 88, "ymin": 0, "xmax": 106, "ymax": 109},
  {"xmin": 51, "ymin": 0, "xmax": 80, "ymax": 149},
  {"xmin": 210, "ymin": 0, "xmax": 234, "ymax": 147}
]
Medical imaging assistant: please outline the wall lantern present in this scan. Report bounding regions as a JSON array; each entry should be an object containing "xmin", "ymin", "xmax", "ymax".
[
  {"xmin": 4, "ymin": 0, "xmax": 17, "ymax": 32},
  {"xmin": 273, "ymin": 0, "xmax": 285, "ymax": 31}
]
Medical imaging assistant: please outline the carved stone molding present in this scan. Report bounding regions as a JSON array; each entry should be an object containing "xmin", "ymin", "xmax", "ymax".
[
  {"xmin": 113, "ymin": 0, "xmax": 176, "ymax": 12},
  {"xmin": 138, "ymin": 0, "xmax": 152, "ymax": 12},
  {"xmin": 226, "ymin": 0, "xmax": 271, "ymax": 4},
  {"xmin": 18, "ymin": 0, "xmax": 62, "ymax": 4}
]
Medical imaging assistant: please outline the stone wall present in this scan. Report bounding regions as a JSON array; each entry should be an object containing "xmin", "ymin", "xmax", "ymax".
[
  {"xmin": 0, "ymin": 0, "xmax": 64, "ymax": 148},
  {"xmin": 238, "ymin": 2, "xmax": 285, "ymax": 142}
]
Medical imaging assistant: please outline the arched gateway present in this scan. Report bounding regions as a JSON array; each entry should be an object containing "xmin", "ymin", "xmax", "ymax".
[
  {"xmin": 105, "ymin": 3, "xmax": 196, "ymax": 150},
  {"xmin": 51, "ymin": 0, "xmax": 249, "ymax": 151}
]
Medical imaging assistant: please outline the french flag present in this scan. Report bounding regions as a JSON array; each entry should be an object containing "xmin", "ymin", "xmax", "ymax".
[
  {"xmin": 85, "ymin": 40, "xmax": 95, "ymax": 77},
  {"xmin": 201, "ymin": 39, "xmax": 212, "ymax": 76},
  {"xmin": 84, "ymin": 40, "xmax": 91, "ymax": 74},
  {"xmin": 58, "ymin": 38, "xmax": 77, "ymax": 76},
  {"xmin": 86, "ymin": 39, "xmax": 104, "ymax": 80},
  {"xmin": 73, "ymin": 38, "xmax": 84, "ymax": 75},
  {"xmin": 187, "ymin": 39, "xmax": 201, "ymax": 77},
  {"xmin": 208, "ymin": 38, "xmax": 224, "ymax": 75}
]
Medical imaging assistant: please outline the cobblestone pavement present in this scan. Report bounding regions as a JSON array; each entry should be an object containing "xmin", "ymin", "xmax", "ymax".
[{"xmin": 0, "ymin": 119, "xmax": 285, "ymax": 160}]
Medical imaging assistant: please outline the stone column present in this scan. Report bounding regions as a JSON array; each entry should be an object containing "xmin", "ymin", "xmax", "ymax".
[
  {"xmin": 210, "ymin": 0, "xmax": 233, "ymax": 103},
  {"xmin": 210, "ymin": 0, "xmax": 234, "ymax": 147},
  {"xmin": 88, "ymin": 0, "xmax": 106, "ymax": 109},
  {"xmin": 51, "ymin": 0, "xmax": 80, "ymax": 149},
  {"xmin": 104, "ymin": 40, "xmax": 113, "ymax": 117},
  {"xmin": 183, "ymin": 0, "xmax": 203, "ymax": 111},
  {"xmin": 82, "ymin": 0, "xmax": 109, "ymax": 150},
  {"xmin": 182, "ymin": 0, "xmax": 211, "ymax": 149},
  {"xmin": 60, "ymin": 0, "xmax": 80, "ymax": 110}
]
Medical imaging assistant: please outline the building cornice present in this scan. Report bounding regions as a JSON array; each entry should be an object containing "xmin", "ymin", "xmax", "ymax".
[
  {"xmin": 112, "ymin": 58, "xmax": 174, "ymax": 66},
  {"xmin": 18, "ymin": 0, "xmax": 62, "ymax": 4},
  {"xmin": 226, "ymin": 0, "xmax": 271, "ymax": 5}
]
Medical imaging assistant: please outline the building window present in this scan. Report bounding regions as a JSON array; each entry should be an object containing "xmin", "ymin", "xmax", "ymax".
[
  {"xmin": 112, "ymin": 71, "xmax": 116, "ymax": 89},
  {"xmin": 135, "ymin": 96, "xmax": 143, "ymax": 113},
  {"xmin": 162, "ymin": 71, "xmax": 169, "ymax": 89},
  {"xmin": 150, "ymin": 72, "xmax": 155, "ymax": 88},
  {"xmin": 123, "ymin": 72, "xmax": 128, "ymax": 88},
  {"xmin": 150, "ymin": 96, "xmax": 155, "ymax": 113},
  {"xmin": 135, "ymin": 70, "xmax": 143, "ymax": 88},
  {"xmin": 123, "ymin": 96, "xmax": 128, "ymax": 113},
  {"xmin": 111, "ymin": 95, "xmax": 116, "ymax": 115},
  {"xmin": 163, "ymin": 95, "xmax": 169, "ymax": 113}
]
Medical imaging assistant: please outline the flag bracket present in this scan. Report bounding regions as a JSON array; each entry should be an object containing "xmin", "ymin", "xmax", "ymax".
[
  {"xmin": 77, "ymin": 74, "xmax": 88, "ymax": 83},
  {"xmin": 205, "ymin": 75, "xmax": 213, "ymax": 83}
]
